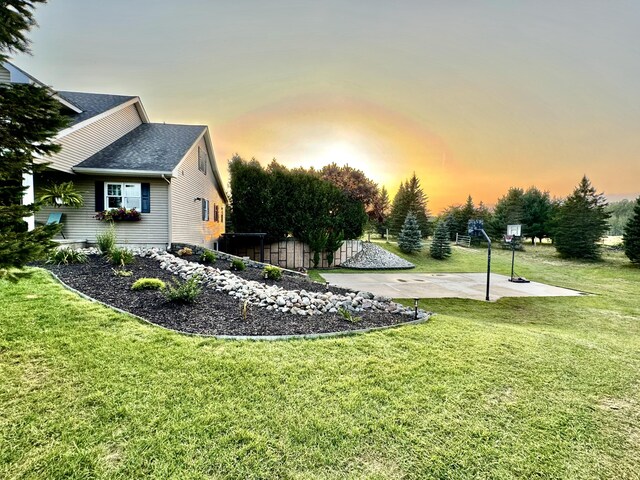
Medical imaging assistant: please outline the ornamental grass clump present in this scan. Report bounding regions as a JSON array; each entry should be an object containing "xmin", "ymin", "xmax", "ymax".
[
  {"xmin": 262, "ymin": 265, "xmax": 282, "ymax": 280},
  {"xmin": 46, "ymin": 248, "xmax": 88, "ymax": 265},
  {"xmin": 108, "ymin": 247, "xmax": 134, "ymax": 266},
  {"xmin": 162, "ymin": 275, "xmax": 202, "ymax": 304},
  {"xmin": 96, "ymin": 225, "xmax": 117, "ymax": 255},
  {"xmin": 131, "ymin": 278, "xmax": 166, "ymax": 291}
]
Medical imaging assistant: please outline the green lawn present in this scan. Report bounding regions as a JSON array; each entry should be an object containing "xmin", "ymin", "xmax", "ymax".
[{"xmin": 1, "ymin": 245, "xmax": 639, "ymax": 479}]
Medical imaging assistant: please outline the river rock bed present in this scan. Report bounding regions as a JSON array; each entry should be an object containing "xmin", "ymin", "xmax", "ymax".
[
  {"xmin": 43, "ymin": 250, "xmax": 429, "ymax": 337},
  {"xmin": 340, "ymin": 242, "xmax": 415, "ymax": 269}
]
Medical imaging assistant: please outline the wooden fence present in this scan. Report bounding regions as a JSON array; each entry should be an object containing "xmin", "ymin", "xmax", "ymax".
[{"xmin": 222, "ymin": 237, "xmax": 362, "ymax": 270}]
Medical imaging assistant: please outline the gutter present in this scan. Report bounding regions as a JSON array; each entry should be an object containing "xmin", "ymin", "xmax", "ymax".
[{"xmin": 73, "ymin": 168, "xmax": 173, "ymax": 177}]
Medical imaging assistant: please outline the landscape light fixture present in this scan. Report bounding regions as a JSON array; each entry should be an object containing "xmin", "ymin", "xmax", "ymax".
[{"xmin": 414, "ymin": 298, "xmax": 419, "ymax": 319}]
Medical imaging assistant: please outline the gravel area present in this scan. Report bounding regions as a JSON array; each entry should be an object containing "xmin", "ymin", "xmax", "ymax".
[
  {"xmin": 43, "ymin": 252, "xmax": 429, "ymax": 337},
  {"xmin": 340, "ymin": 242, "xmax": 415, "ymax": 269}
]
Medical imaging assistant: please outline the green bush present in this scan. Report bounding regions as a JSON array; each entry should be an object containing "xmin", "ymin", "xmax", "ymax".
[
  {"xmin": 132, "ymin": 277, "xmax": 166, "ymax": 291},
  {"xmin": 108, "ymin": 247, "xmax": 134, "ymax": 266},
  {"xmin": 200, "ymin": 249, "xmax": 217, "ymax": 263},
  {"xmin": 230, "ymin": 259, "xmax": 246, "ymax": 271},
  {"xmin": 96, "ymin": 225, "xmax": 117, "ymax": 254},
  {"xmin": 162, "ymin": 275, "xmax": 202, "ymax": 303},
  {"xmin": 262, "ymin": 265, "xmax": 282, "ymax": 280},
  {"xmin": 46, "ymin": 248, "xmax": 88, "ymax": 265}
]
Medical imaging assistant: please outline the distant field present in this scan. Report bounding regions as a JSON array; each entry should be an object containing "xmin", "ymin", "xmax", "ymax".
[{"xmin": 2, "ymin": 245, "xmax": 639, "ymax": 479}]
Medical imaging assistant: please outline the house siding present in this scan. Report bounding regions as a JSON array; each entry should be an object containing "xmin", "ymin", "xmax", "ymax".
[
  {"xmin": 170, "ymin": 137, "xmax": 225, "ymax": 249},
  {"xmin": 35, "ymin": 174, "xmax": 169, "ymax": 247},
  {"xmin": 0, "ymin": 66, "xmax": 10, "ymax": 83},
  {"xmin": 46, "ymin": 104, "xmax": 142, "ymax": 173}
]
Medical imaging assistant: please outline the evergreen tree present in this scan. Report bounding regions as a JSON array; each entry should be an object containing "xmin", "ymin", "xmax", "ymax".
[
  {"xmin": 372, "ymin": 186, "xmax": 390, "ymax": 236},
  {"xmin": 623, "ymin": 196, "xmax": 640, "ymax": 264},
  {"xmin": 390, "ymin": 173, "xmax": 431, "ymax": 237},
  {"xmin": 398, "ymin": 212, "xmax": 422, "ymax": 253},
  {"xmin": 430, "ymin": 220, "xmax": 452, "ymax": 260},
  {"xmin": 1, "ymin": 0, "xmax": 68, "ymax": 280},
  {"xmin": 521, "ymin": 187, "xmax": 553, "ymax": 244},
  {"xmin": 555, "ymin": 176, "xmax": 610, "ymax": 260}
]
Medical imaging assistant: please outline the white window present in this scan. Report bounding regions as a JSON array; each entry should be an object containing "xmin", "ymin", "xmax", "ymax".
[
  {"xmin": 202, "ymin": 198, "xmax": 209, "ymax": 221},
  {"xmin": 198, "ymin": 146, "xmax": 208, "ymax": 175},
  {"xmin": 105, "ymin": 182, "xmax": 141, "ymax": 210}
]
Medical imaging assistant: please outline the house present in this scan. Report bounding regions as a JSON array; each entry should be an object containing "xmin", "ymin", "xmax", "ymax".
[{"xmin": 2, "ymin": 61, "xmax": 229, "ymax": 250}]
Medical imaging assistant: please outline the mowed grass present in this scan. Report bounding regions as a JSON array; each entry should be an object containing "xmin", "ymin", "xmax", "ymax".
[{"xmin": 1, "ymin": 244, "xmax": 639, "ymax": 479}]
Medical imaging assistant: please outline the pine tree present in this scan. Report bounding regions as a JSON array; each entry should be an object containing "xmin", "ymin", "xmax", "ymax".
[
  {"xmin": 623, "ymin": 196, "xmax": 640, "ymax": 264},
  {"xmin": 398, "ymin": 212, "xmax": 422, "ymax": 253},
  {"xmin": 555, "ymin": 176, "xmax": 610, "ymax": 260},
  {"xmin": 1, "ymin": 1, "xmax": 68, "ymax": 280},
  {"xmin": 390, "ymin": 173, "xmax": 431, "ymax": 237},
  {"xmin": 430, "ymin": 220, "xmax": 452, "ymax": 260}
]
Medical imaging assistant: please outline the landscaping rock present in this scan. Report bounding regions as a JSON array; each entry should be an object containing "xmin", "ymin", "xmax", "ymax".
[{"xmin": 340, "ymin": 242, "xmax": 415, "ymax": 269}]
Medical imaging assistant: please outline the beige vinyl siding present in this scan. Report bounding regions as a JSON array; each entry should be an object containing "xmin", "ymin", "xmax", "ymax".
[
  {"xmin": 45, "ymin": 104, "xmax": 142, "ymax": 173},
  {"xmin": 35, "ymin": 174, "xmax": 169, "ymax": 247},
  {"xmin": 170, "ymin": 137, "xmax": 225, "ymax": 248},
  {"xmin": 0, "ymin": 66, "xmax": 10, "ymax": 83}
]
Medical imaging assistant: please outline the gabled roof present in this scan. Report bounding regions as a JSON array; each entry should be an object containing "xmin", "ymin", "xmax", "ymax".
[
  {"xmin": 57, "ymin": 91, "xmax": 137, "ymax": 126},
  {"xmin": 74, "ymin": 123, "xmax": 207, "ymax": 173}
]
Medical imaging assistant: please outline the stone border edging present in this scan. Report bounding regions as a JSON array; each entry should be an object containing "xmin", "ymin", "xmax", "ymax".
[{"xmin": 42, "ymin": 268, "xmax": 432, "ymax": 341}]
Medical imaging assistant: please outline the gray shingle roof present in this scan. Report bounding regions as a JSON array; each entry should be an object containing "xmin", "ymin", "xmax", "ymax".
[
  {"xmin": 57, "ymin": 91, "xmax": 137, "ymax": 126},
  {"xmin": 74, "ymin": 123, "xmax": 206, "ymax": 172}
]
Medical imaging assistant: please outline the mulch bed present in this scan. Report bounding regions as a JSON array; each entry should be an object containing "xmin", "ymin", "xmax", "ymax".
[{"xmin": 42, "ymin": 255, "xmax": 415, "ymax": 337}]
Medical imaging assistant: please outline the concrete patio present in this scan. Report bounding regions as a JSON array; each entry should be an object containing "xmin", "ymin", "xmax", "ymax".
[{"xmin": 322, "ymin": 272, "xmax": 585, "ymax": 301}]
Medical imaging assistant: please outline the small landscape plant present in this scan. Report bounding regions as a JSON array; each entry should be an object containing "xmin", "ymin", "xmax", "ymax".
[
  {"xmin": 230, "ymin": 259, "xmax": 246, "ymax": 271},
  {"xmin": 337, "ymin": 306, "xmax": 361, "ymax": 324},
  {"xmin": 108, "ymin": 247, "xmax": 134, "ymax": 266},
  {"xmin": 46, "ymin": 248, "xmax": 88, "ymax": 265},
  {"xmin": 162, "ymin": 275, "xmax": 202, "ymax": 303},
  {"xmin": 262, "ymin": 265, "xmax": 282, "ymax": 280},
  {"xmin": 177, "ymin": 247, "xmax": 193, "ymax": 257},
  {"xmin": 131, "ymin": 278, "xmax": 166, "ymax": 291},
  {"xmin": 200, "ymin": 249, "xmax": 217, "ymax": 263},
  {"xmin": 96, "ymin": 225, "xmax": 117, "ymax": 255},
  {"xmin": 112, "ymin": 269, "xmax": 133, "ymax": 277}
]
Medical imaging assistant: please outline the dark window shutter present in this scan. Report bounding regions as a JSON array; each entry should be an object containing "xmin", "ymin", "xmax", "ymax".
[
  {"xmin": 141, "ymin": 183, "xmax": 151, "ymax": 213},
  {"xmin": 95, "ymin": 181, "xmax": 104, "ymax": 212},
  {"xmin": 202, "ymin": 199, "xmax": 206, "ymax": 221}
]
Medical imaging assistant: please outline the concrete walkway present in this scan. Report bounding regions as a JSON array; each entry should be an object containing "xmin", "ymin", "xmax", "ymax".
[{"xmin": 322, "ymin": 272, "xmax": 584, "ymax": 301}]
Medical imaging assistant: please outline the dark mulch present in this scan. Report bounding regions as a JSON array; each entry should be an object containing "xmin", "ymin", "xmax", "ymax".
[{"xmin": 42, "ymin": 255, "xmax": 413, "ymax": 337}]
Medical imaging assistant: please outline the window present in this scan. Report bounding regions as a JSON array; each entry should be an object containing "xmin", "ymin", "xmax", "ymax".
[
  {"xmin": 197, "ymin": 146, "xmax": 207, "ymax": 175},
  {"xmin": 202, "ymin": 198, "xmax": 209, "ymax": 221},
  {"xmin": 105, "ymin": 182, "xmax": 141, "ymax": 210}
]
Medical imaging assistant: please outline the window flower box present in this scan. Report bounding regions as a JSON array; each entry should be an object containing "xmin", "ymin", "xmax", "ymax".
[{"xmin": 95, "ymin": 207, "xmax": 142, "ymax": 222}]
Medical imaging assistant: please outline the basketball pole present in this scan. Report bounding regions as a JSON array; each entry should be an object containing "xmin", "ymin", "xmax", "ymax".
[
  {"xmin": 511, "ymin": 240, "xmax": 516, "ymax": 281},
  {"xmin": 480, "ymin": 229, "xmax": 491, "ymax": 301}
]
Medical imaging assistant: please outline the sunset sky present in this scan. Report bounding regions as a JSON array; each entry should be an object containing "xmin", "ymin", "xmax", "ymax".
[{"xmin": 13, "ymin": 0, "xmax": 640, "ymax": 212}]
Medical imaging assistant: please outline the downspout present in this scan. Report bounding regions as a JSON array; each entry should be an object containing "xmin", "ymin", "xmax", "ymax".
[{"xmin": 162, "ymin": 174, "xmax": 171, "ymax": 250}]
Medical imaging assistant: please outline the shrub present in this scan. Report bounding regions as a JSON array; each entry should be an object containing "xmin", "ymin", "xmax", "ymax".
[
  {"xmin": 230, "ymin": 259, "xmax": 246, "ymax": 271},
  {"xmin": 96, "ymin": 225, "xmax": 117, "ymax": 254},
  {"xmin": 108, "ymin": 247, "xmax": 134, "ymax": 266},
  {"xmin": 200, "ymin": 249, "xmax": 217, "ymax": 263},
  {"xmin": 177, "ymin": 247, "xmax": 193, "ymax": 257},
  {"xmin": 262, "ymin": 265, "xmax": 282, "ymax": 280},
  {"xmin": 132, "ymin": 277, "xmax": 166, "ymax": 291},
  {"xmin": 337, "ymin": 306, "xmax": 361, "ymax": 323},
  {"xmin": 162, "ymin": 275, "xmax": 202, "ymax": 303},
  {"xmin": 46, "ymin": 248, "xmax": 88, "ymax": 265}
]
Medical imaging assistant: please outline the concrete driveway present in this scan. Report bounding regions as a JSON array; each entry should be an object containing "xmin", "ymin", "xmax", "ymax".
[{"xmin": 322, "ymin": 272, "xmax": 584, "ymax": 301}]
